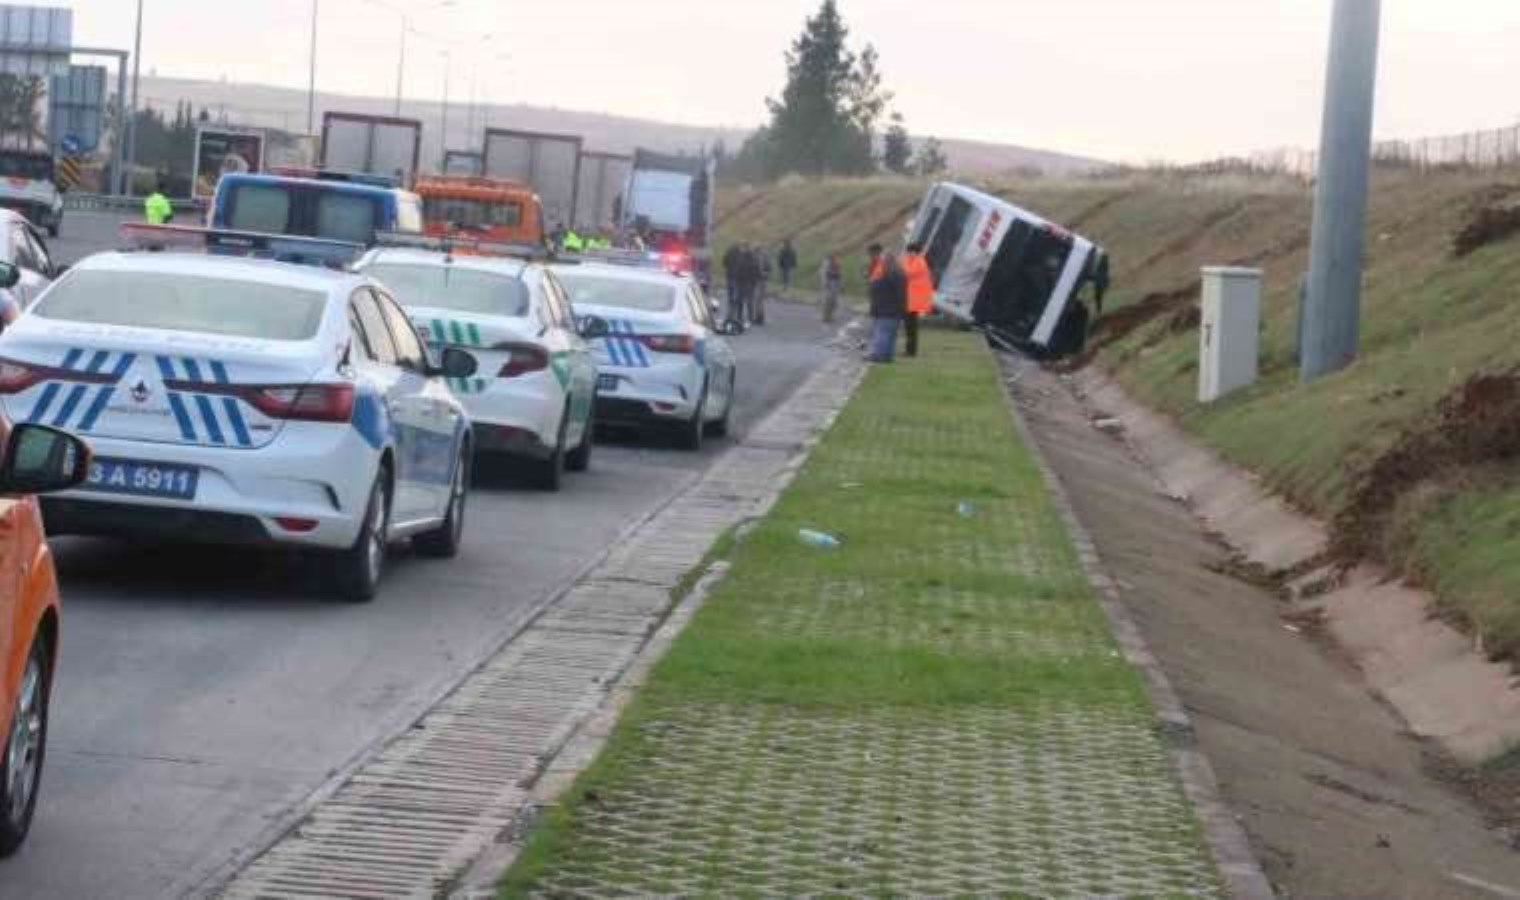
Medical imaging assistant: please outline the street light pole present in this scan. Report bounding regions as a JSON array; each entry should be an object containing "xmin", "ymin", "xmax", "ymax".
[
  {"xmin": 394, "ymin": 15, "xmax": 407, "ymax": 116},
  {"xmin": 440, "ymin": 51, "xmax": 451, "ymax": 169},
  {"xmin": 307, "ymin": 0, "xmax": 319, "ymax": 135},
  {"xmin": 125, "ymin": 0, "xmax": 143, "ymax": 195},
  {"xmin": 1300, "ymin": 0, "xmax": 1382, "ymax": 382}
]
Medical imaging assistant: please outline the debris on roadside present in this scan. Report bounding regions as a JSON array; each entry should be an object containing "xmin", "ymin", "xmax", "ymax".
[
  {"xmin": 1092, "ymin": 417, "xmax": 1125, "ymax": 435},
  {"xmin": 956, "ymin": 501, "xmax": 978, "ymax": 518},
  {"xmin": 798, "ymin": 529, "xmax": 842, "ymax": 549}
]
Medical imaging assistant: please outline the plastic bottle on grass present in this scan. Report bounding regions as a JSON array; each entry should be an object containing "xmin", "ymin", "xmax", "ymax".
[{"xmin": 798, "ymin": 529, "xmax": 842, "ymax": 549}]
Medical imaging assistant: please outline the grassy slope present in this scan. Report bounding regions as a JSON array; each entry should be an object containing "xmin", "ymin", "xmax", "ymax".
[{"xmin": 716, "ymin": 167, "xmax": 1520, "ymax": 657}]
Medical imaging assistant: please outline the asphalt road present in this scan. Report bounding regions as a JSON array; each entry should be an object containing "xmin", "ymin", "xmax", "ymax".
[{"xmin": 1, "ymin": 211, "xmax": 843, "ymax": 899}]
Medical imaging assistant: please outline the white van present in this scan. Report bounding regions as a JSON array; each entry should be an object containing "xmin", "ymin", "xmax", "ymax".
[{"xmin": 906, "ymin": 182, "xmax": 1107, "ymax": 357}]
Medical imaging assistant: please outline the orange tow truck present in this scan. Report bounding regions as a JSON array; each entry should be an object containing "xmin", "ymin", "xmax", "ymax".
[{"xmin": 414, "ymin": 176, "xmax": 545, "ymax": 247}]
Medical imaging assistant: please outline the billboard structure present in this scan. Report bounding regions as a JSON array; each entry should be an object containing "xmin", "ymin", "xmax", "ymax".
[
  {"xmin": 49, "ymin": 64, "xmax": 105, "ymax": 155},
  {"xmin": 191, "ymin": 128, "xmax": 265, "ymax": 200}
]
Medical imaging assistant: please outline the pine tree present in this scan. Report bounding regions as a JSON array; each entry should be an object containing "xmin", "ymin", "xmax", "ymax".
[
  {"xmin": 882, "ymin": 113, "xmax": 913, "ymax": 175},
  {"xmin": 740, "ymin": 0, "xmax": 895, "ymax": 179}
]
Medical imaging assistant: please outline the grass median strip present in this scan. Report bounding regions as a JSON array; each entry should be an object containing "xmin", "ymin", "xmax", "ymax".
[{"xmin": 502, "ymin": 330, "xmax": 1222, "ymax": 897}]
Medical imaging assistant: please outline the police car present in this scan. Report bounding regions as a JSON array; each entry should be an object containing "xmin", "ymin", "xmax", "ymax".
[
  {"xmin": 356, "ymin": 241, "xmax": 601, "ymax": 490},
  {"xmin": 0, "ymin": 226, "xmax": 478, "ymax": 602},
  {"xmin": 554, "ymin": 258, "xmax": 737, "ymax": 450}
]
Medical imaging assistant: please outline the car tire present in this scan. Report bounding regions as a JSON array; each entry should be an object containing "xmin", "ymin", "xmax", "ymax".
[
  {"xmin": 0, "ymin": 635, "xmax": 51, "ymax": 858},
  {"xmin": 677, "ymin": 384, "xmax": 707, "ymax": 452},
  {"xmin": 705, "ymin": 373, "xmax": 735, "ymax": 439},
  {"xmin": 414, "ymin": 448, "xmax": 469, "ymax": 559},
  {"xmin": 536, "ymin": 414, "xmax": 568, "ymax": 492},
  {"xmin": 566, "ymin": 406, "xmax": 593, "ymax": 473},
  {"xmin": 334, "ymin": 471, "xmax": 390, "ymax": 603}
]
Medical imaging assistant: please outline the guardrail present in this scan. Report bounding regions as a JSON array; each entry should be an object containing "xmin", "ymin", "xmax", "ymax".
[{"xmin": 63, "ymin": 193, "xmax": 207, "ymax": 214}]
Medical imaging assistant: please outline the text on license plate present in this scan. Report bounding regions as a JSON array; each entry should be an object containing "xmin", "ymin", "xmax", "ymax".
[
  {"xmin": 82, "ymin": 458, "xmax": 199, "ymax": 500},
  {"xmin": 597, "ymin": 374, "xmax": 619, "ymax": 392}
]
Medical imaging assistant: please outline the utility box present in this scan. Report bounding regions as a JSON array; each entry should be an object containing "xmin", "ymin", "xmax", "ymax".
[{"xmin": 1199, "ymin": 267, "xmax": 1262, "ymax": 404}]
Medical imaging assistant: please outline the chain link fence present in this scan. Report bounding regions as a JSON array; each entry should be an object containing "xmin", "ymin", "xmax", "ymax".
[{"xmin": 1244, "ymin": 123, "xmax": 1520, "ymax": 179}]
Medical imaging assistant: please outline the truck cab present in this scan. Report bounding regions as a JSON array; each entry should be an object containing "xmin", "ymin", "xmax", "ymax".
[
  {"xmin": 209, "ymin": 171, "xmax": 422, "ymax": 246},
  {"xmin": 415, "ymin": 176, "xmax": 544, "ymax": 247}
]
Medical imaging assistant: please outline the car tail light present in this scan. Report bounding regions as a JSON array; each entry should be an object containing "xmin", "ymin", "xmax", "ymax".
[
  {"xmin": 0, "ymin": 357, "xmax": 115, "ymax": 394},
  {"xmin": 493, "ymin": 343, "xmax": 549, "ymax": 378},
  {"xmin": 245, "ymin": 384, "xmax": 356, "ymax": 422},
  {"xmin": 639, "ymin": 334, "xmax": 695, "ymax": 354},
  {"xmin": 0, "ymin": 359, "xmax": 47, "ymax": 394}
]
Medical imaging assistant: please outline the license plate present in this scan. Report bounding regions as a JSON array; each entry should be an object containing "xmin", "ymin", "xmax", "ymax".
[
  {"xmin": 81, "ymin": 458, "xmax": 199, "ymax": 501},
  {"xmin": 597, "ymin": 374, "xmax": 619, "ymax": 392}
]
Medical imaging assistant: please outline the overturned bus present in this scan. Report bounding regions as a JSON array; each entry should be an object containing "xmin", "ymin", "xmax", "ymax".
[{"xmin": 906, "ymin": 182, "xmax": 1108, "ymax": 357}]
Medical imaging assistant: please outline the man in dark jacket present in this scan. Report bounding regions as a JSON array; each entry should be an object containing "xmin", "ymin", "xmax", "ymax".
[
  {"xmin": 866, "ymin": 244, "xmax": 908, "ymax": 363},
  {"xmin": 777, "ymin": 239, "xmax": 798, "ymax": 293}
]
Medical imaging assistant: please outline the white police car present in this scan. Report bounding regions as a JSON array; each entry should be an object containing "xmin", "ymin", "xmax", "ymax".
[
  {"xmin": 0, "ymin": 230, "xmax": 478, "ymax": 601},
  {"xmin": 554, "ymin": 261, "xmax": 737, "ymax": 450},
  {"xmin": 356, "ymin": 245, "xmax": 601, "ymax": 490}
]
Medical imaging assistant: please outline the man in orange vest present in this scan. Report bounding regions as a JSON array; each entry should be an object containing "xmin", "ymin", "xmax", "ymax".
[{"xmin": 901, "ymin": 242, "xmax": 935, "ymax": 358}]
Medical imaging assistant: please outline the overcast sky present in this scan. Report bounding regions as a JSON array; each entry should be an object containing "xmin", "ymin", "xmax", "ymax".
[{"xmin": 55, "ymin": 0, "xmax": 1520, "ymax": 162}]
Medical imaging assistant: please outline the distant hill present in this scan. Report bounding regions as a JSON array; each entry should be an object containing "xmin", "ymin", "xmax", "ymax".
[{"xmin": 138, "ymin": 75, "xmax": 1104, "ymax": 177}]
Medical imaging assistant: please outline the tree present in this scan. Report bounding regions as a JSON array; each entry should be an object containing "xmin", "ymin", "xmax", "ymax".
[
  {"xmin": 0, "ymin": 75, "xmax": 47, "ymax": 150},
  {"xmin": 914, "ymin": 138, "xmax": 949, "ymax": 177},
  {"xmin": 882, "ymin": 113, "xmax": 913, "ymax": 175},
  {"xmin": 743, "ymin": 0, "xmax": 897, "ymax": 180}
]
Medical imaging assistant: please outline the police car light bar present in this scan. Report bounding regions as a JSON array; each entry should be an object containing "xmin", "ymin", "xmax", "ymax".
[
  {"xmin": 120, "ymin": 223, "xmax": 365, "ymax": 269},
  {"xmin": 575, "ymin": 248, "xmax": 668, "ymax": 271},
  {"xmin": 374, "ymin": 231, "xmax": 552, "ymax": 261}
]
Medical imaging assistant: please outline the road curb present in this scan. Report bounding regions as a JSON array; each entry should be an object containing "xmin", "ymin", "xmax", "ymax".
[
  {"xmin": 993, "ymin": 349, "xmax": 1276, "ymax": 900},
  {"xmin": 221, "ymin": 331, "xmax": 867, "ymax": 899}
]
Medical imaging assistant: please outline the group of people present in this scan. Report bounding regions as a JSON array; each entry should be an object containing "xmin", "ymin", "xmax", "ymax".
[
  {"xmin": 723, "ymin": 239, "xmax": 798, "ymax": 328},
  {"xmin": 864, "ymin": 242, "xmax": 934, "ymax": 363}
]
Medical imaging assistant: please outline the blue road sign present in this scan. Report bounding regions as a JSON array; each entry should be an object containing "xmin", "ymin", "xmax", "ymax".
[{"xmin": 61, "ymin": 134, "xmax": 82, "ymax": 156}]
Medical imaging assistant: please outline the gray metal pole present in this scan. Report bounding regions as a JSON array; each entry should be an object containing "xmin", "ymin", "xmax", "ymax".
[
  {"xmin": 125, "ymin": 0, "xmax": 143, "ymax": 196},
  {"xmin": 114, "ymin": 58, "xmax": 129, "ymax": 195},
  {"xmin": 440, "ymin": 52, "xmax": 450, "ymax": 169},
  {"xmin": 1300, "ymin": 0, "xmax": 1382, "ymax": 382},
  {"xmin": 307, "ymin": 0, "xmax": 319, "ymax": 134},
  {"xmin": 394, "ymin": 16, "xmax": 406, "ymax": 117}
]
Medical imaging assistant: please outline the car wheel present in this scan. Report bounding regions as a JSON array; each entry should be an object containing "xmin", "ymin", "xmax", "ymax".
[
  {"xmin": 677, "ymin": 384, "xmax": 707, "ymax": 452},
  {"xmin": 334, "ymin": 471, "xmax": 390, "ymax": 603},
  {"xmin": 566, "ymin": 405, "xmax": 593, "ymax": 473},
  {"xmin": 0, "ymin": 636, "xmax": 51, "ymax": 857},
  {"xmin": 415, "ymin": 448, "xmax": 469, "ymax": 559},
  {"xmin": 536, "ymin": 414, "xmax": 568, "ymax": 491},
  {"xmin": 705, "ymin": 373, "xmax": 735, "ymax": 438}
]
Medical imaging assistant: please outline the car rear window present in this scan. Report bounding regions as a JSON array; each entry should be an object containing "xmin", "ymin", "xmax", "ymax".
[
  {"xmin": 227, "ymin": 183, "xmax": 293, "ymax": 233},
  {"xmin": 34, "ymin": 270, "xmax": 328, "ymax": 340},
  {"xmin": 363, "ymin": 263, "xmax": 529, "ymax": 317},
  {"xmin": 555, "ymin": 272, "xmax": 677, "ymax": 313},
  {"xmin": 317, "ymin": 192, "xmax": 379, "ymax": 244}
]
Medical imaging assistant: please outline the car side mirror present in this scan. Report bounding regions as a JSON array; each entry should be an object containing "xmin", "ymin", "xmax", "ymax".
[
  {"xmin": 50, "ymin": 263, "xmax": 68, "ymax": 279},
  {"xmin": 438, "ymin": 346, "xmax": 478, "ymax": 379},
  {"xmin": 0, "ymin": 262, "xmax": 20, "ymax": 289},
  {"xmin": 578, "ymin": 315, "xmax": 610, "ymax": 340},
  {"xmin": 0, "ymin": 425, "xmax": 91, "ymax": 495}
]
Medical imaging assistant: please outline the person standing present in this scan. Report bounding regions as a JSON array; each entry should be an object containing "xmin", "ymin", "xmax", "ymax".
[
  {"xmin": 732, "ymin": 243, "xmax": 761, "ymax": 329},
  {"xmin": 866, "ymin": 246, "xmax": 907, "ymax": 364},
  {"xmin": 778, "ymin": 238, "xmax": 798, "ymax": 295},
  {"xmin": 723, "ymin": 242, "xmax": 744, "ymax": 312},
  {"xmin": 820, "ymin": 254, "xmax": 843, "ymax": 324},
  {"xmin": 754, "ymin": 250, "xmax": 772, "ymax": 326},
  {"xmin": 144, "ymin": 182, "xmax": 173, "ymax": 225},
  {"xmin": 901, "ymin": 242, "xmax": 935, "ymax": 358}
]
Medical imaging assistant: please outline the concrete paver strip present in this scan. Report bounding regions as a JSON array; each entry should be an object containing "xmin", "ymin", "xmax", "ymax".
[{"xmin": 221, "ymin": 348, "xmax": 866, "ymax": 898}]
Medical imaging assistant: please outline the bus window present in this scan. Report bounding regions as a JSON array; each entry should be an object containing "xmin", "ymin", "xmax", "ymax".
[
  {"xmin": 912, "ymin": 206, "xmax": 943, "ymax": 250},
  {"xmin": 925, "ymin": 196, "xmax": 973, "ymax": 279},
  {"xmin": 316, "ymin": 192, "xmax": 379, "ymax": 244},
  {"xmin": 228, "ymin": 183, "xmax": 293, "ymax": 233}
]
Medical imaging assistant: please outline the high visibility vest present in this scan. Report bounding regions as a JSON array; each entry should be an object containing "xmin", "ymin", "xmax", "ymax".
[
  {"xmin": 562, "ymin": 231, "xmax": 585, "ymax": 252},
  {"xmin": 903, "ymin": 254, "xmax": 935, "ymax": 314},
  {"xmin": 145, "ymin": 193, "xmax": 173, "ymax": 225}
]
